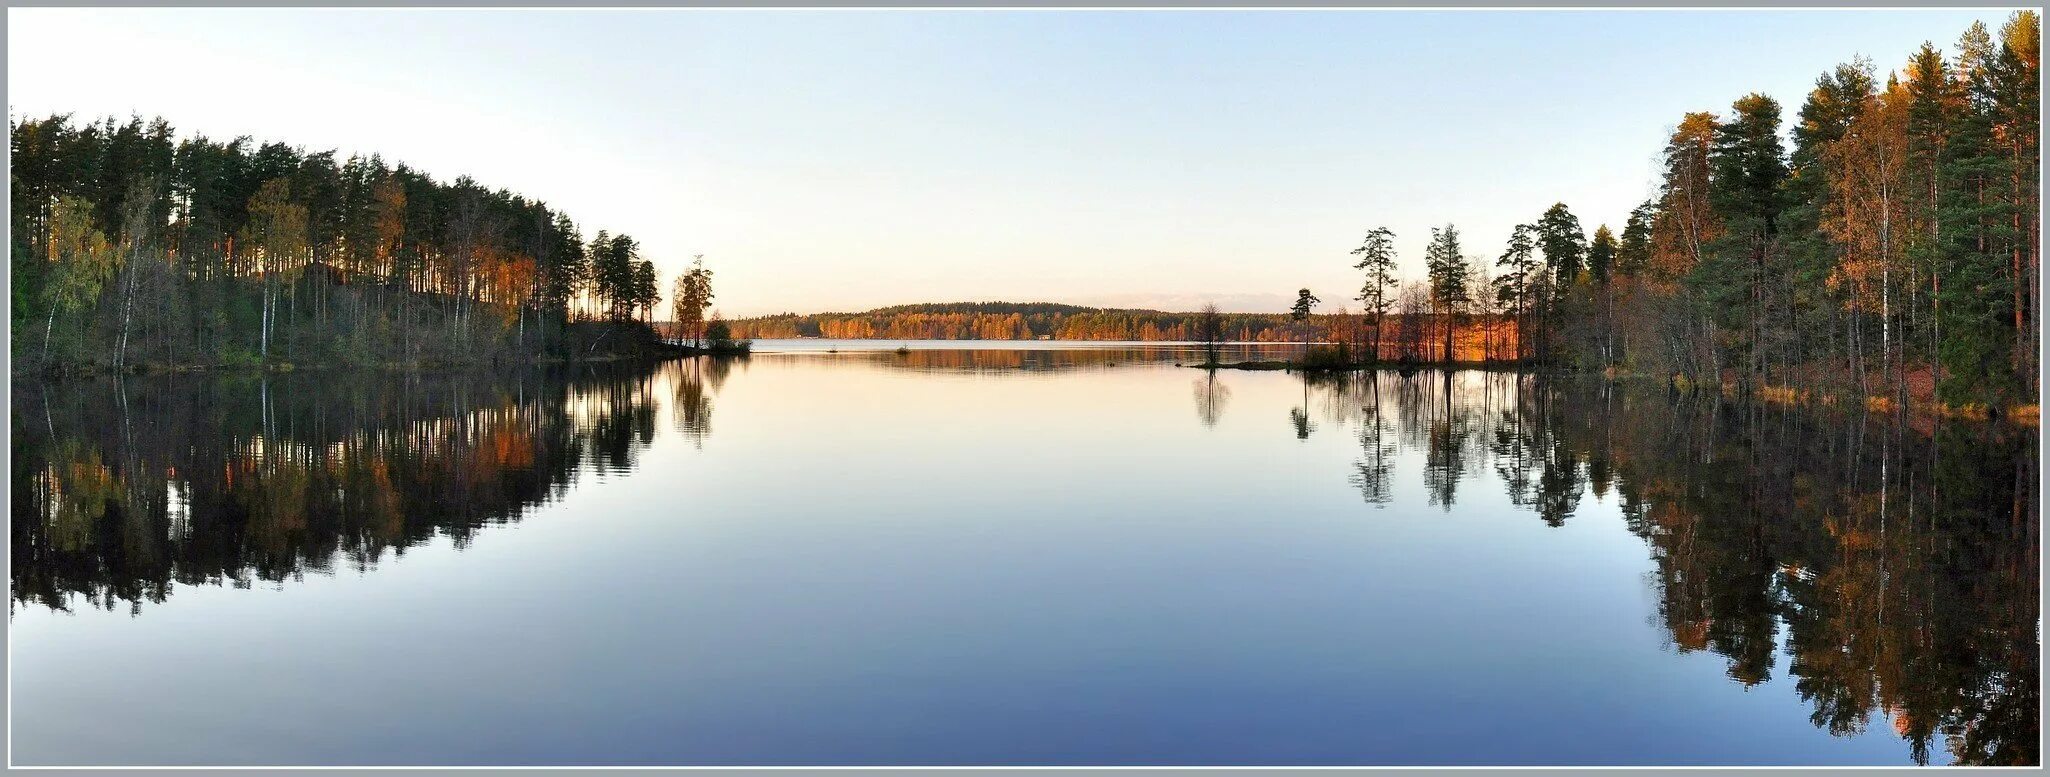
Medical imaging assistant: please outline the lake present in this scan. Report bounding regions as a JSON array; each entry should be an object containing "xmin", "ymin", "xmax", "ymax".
[{"xmin": 9, "ymin": 341, "xmax": 2038, "ymax": 766}]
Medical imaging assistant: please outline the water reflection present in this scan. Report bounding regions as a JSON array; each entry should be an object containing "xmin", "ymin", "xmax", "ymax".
[
  {"xmin": 1293, "ymin": 370, "xmax": 2039, "ymax": 765},
  {"xmin": 1349, "ymin": 378, "xmax": 1395, "ymax": 508},
  {"xmin": 1191, "ymin": 373, "xmax": 1230, "ymax": 429},
  {"xmin": 672, "ymin": 358, "xmax": 728, "ymax": 448},
  {"xmin": 765, "ymin": 342, "xmax": 1300, "ymax": 374},
  {"xmin": 8, "ymin": 355, "xmax": 2036, "ymax": 766},
  {"xmin": 11, "ymin": 360, "xmax": 726, "ymax": 614}
]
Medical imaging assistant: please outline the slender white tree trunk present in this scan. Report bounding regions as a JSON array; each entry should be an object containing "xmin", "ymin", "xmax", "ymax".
[
  {"xmin": 261, "ymin": 278, "xmax": 273, "ymax": 360},
  {"xmin": 116, "ymin": 251, "xmax": 140, "ymax": 370},
  {"xmin": 42, "ymin": 304, "xmax": 57, "ymax": 364}
]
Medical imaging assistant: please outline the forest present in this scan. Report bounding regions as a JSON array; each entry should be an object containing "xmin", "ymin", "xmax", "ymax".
[
  {"xmin": 1436, "ymin": 12, "xmax": 2037, "ymax": 413},
  {"xmin": 9, "ymin": 114, "xmax": 710, "ymax": 374},
  {"xmin": 1320, "ymin": 13, "xmax": 2039, "ymax": 413}
]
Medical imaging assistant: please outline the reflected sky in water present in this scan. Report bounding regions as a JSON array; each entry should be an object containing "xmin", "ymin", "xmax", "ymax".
[{"xmin": 10, "ymin": 342, "xmax": 2038, "ymax": 766}]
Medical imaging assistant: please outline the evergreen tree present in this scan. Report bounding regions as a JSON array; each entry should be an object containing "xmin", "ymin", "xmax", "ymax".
[
  {"xmin": 1588, "ymin": 224, "xmax": 1619, "ymax": 365},
  {"xmin": 632, "ymin": 259, "xmax": 659, "ymax": 323},
  {"xmin": 1587, "ymin": 225, "xmax": 1617, "ymax": 285},
  {"xmin": 1994, "ymin": 12, "xmax": 2039, "ymax": 394},
  {"xmin": 1495, "ymin": 223, "xmax": 1541, "ymax": 361},
  {"xmin": 1536, "ymin": 203, "xmax": 1586, "ymax": 285},
  {"xmin": 1289, "ymin": 287, "xmax": 1320, "ymax": 343},
  {"xmin": 1617, "ymin": 201, "xmax": 1655, "ymax": 278},
  {"xmin": 1350, "ymin": 226, "xmax": 1398, "ymax": 359},
  {"xmin": 1704, "ymin": 93, "xmax": 1790, "ymax": 386},
  {"xmin": 1534, "ymin": 204, "xmax": 1585, "ymax": 362},
  {"xmin": 1425, "ymin": 224, "xmax": 1471, "ymax": 362},
  {"xmin": 1786, "ymin": 58, "xmax": 1876, "ymax": 384}
]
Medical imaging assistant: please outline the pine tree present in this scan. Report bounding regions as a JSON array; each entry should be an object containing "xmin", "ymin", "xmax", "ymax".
[
  {"xmin": 1587, "ymin": 225, "xmax": 1617, "ymax": 285},
  {"xmin": 1588, "ymin": 224, "xmax": 1619, "ymax": 365},
  {"xmin": 1989, "ymin": 11, "xmax": 2040, "ymax": 394},
  {"xmin": 1495, "ymin": 223, "xmax": 1541, "ymax": 361},
  {"xmin": 1425, "ymin": 224, "xmax": 1471, "ymax": 362},
  {"xmin": 1934, "ymin": 15, "xmax": 2037, "ymax": 405},
  {"xmin": 1618, "ymin": 201, "xmax": 1655, "ymax": 277},
  {"xmin": 1536, "ymin": 203, "xmax": 1587, "ymax": 285},
  {"xmin": 1705, "ymin": 93, "xmax": 1790, "ymax": 387},
  {"xmin": 1350, "ymin": 226, "xmax": 1398, "ymax": 360},
  {"xmin": 1289, "ymin": 288, "xmax": 1320, "ymax": 344},
  {"xmin": 1533, "ymin": 204, "xmax": 1585, "ymax": 362}
]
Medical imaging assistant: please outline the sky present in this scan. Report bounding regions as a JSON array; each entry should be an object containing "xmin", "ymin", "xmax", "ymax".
[{"xmin": 7, "ymin": 8, "xmax": 2017, "ymax": 316}]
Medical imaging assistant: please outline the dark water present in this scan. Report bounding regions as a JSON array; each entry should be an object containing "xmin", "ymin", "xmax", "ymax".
[{"xmin": 9, "ymin": 342, "xmax": 2039, "ymax": 766}]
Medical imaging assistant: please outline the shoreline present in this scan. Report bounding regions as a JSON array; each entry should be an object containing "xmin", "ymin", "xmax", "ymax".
[
  {"xmin": 1185, "ymin": 360, "xmax": 2040, "ymax": 426},
  {"xmin": 16, "ymin": 341, "xmax": 753, "ymax": 381},
  {"xmin": 1188, "ymin": 359, "xmax": 1527, "ymax": 372}
]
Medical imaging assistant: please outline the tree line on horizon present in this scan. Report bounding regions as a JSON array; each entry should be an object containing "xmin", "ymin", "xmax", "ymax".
[
  {"xmin": 728, "ymin": 302, "xmax": 1349, "ymax": 343},
  {"xmin": 10, "ymin": 113, "xmax": 722, "ymax": 373}
]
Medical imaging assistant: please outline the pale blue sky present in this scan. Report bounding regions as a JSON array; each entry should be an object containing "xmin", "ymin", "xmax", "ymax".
[{"xmin": 8, "ymin": 9, "xmax": 2013, "ymax": 315}]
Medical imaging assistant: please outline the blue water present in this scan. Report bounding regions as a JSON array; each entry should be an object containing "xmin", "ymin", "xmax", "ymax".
[{"xmin": 10, "ymin": 343, "xmax": 2037, "ymax": 765}]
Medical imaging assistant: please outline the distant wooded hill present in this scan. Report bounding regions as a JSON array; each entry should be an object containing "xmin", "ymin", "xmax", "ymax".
[
  {"xmin": 728, "ymin": 301, "xmax": 1298, "ymax": 341},
  {"xmin": 725, "ymin": 302, "xmax": 1513, "ymax": 355}
]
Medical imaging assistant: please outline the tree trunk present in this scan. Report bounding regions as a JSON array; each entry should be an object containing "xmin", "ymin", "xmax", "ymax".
[
  {"xmin": 261, "ymin": 277, "xmax": 274, "ymax": 361},
  {"xmin": 1443, "ymin": 314, "xmax": 1454, "ymax": 365},
  {"xmin": 41, "ymin": 303, "xmax": 57, "ymax": 365},
  {"xmin": 116, "ymin": 255, "xmax": 139, "ymax": 370}
]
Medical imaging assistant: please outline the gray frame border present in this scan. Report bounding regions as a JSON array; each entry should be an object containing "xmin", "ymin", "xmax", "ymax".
[{"xmin": 1, "ymin": 2, "xmax": 2042, "ymax": 776}]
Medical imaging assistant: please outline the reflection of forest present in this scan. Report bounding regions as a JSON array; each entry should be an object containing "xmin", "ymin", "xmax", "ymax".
[
  {"xmin": 769, "ymin": 343, "xmax": 1301, "ymax": 373},
  {"xmin": 12, "ymin": 360, "xmax": 720, "ymax": 614},
  {"xmin": 1292, "ymin": 371, "xmax": 2039, "ymax": 766},
  {"xmin": 15, "ymin": 359, "xmax": 2035, "ymax": 764}
]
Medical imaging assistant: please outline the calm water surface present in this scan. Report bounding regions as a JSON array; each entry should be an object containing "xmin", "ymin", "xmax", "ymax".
[{"xmin": 10, "ymin": 341, "xmax": 2039, "ymax": 766}]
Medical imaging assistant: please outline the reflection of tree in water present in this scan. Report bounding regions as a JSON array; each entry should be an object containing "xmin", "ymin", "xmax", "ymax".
[
  {"xmin": 585, "ymin": 374, "xmax": 658, "ymax": 473},
  {"xmin": 1422, "ymin": 413, "xmax": 1464, "ymax": 510},
  {"xmin": 1190, "ymin": 373, "xmax": 1230, "ymax": 429},
  {"xmin": 1288, "ymin": 374, "xmax": 1319, "ymax": 440},
  {"xmin": 1531, "ymin": 438, "xmax": 1583, "ymax": 528},
  {"xmin": 1307, "ymin": 371, "xmax": 1500, "ymax": 509},
  {"xmin": 779, "ymin": 343, "xmax": 1303, "ymax": 375},
  {"xmin": 1292, "ymin": 370, "xmax": 2038, "ymax": 765},
  {"xmin": 1398, "ymin": 372, "xmax": 1475, "ymax": 510},
  {"xmin": 1288, "ymin": 407, "xmax": 1313, "ymax": 440},
  {"xmin": 1607, "ymin": 393, "xmax": 2036, "ymax": 765},
  {"xmin": 1350, "ymin": 375, "xmax": 1394, "ymax": 507},
  {"xmin": 670, "ymin": 359, "xmax": 717, "ymax": 448},
  {"xmin": 12, "ymin": 362, "xmax": 678, "ymax": 614}
]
